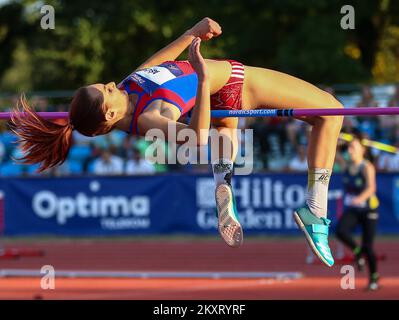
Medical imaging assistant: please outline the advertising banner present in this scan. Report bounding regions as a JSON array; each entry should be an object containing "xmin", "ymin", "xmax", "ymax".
[{"xmin": 2, "ymin": 173, "xmax": 398, "ymax": 236}]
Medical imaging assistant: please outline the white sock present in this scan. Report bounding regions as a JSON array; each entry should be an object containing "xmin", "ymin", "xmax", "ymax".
[
  {"xmin": 212, "ymin": 158, "xmax": 233, "ymax": 187},
  {"xmin": 306, "ymin": 168, "xmax": 331, "ymax": 218}
]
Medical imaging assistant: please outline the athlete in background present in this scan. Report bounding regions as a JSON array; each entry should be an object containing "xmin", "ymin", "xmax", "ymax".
[{"xmin": 336, "ymin": 132, "xmax": 380, "ymax": 290}]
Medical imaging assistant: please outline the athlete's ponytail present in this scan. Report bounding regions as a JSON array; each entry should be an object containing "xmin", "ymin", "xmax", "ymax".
[
  {"xmin": 10, "ymin": 86, "xmax": 110, "ymax": 172},
  {"xmin": 9, "ymin": 95, "xmax": 74, "ymax": 172}
]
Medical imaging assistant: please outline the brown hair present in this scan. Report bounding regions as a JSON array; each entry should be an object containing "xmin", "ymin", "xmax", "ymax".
[
  {"xmin": 9, "ymin": 87, "xmax": 112, "ymax": 172},
  {"xmin": 350, "ymin": 130, "xmax": 374, "ymax": 163}
]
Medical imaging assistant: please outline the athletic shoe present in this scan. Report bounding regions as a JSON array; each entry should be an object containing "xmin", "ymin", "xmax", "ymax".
[
  {"xmin": 293, "ymin": 206, "xmax": 334, "ymax": 267},
  {"xmin": 367, "ymin": 273, "xmax": 380, "ymax": 291},
  {"xmin": 353, "ymin": 247, "xmax": 365, "ymax": 271},
  {"xmin": 215, "ymin": 183, "xmax": 243, "ymax": 248}
]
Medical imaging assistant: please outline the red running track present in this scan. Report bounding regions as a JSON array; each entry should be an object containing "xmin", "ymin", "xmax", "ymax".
[{"xmin": 0, "ymin": 237, "xmax": 398, "ymax": 299}]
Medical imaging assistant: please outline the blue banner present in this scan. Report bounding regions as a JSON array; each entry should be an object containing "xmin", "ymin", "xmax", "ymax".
[{"xmin": 1, "ymin": 173, "xmax": 399, "ymax": 236}]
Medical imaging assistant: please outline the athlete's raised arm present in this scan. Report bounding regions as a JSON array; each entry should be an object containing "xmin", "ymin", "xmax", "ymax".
[
  {"xmin": 138, "ymin": 38, "xmax": 211, "ymax": 146},
  {"xmin": 185, "ymin": 37, "xmax": 211, "ymax": 145},
  {"xmin": 136, "ymin": 17, "xmax": 222, "ymax": 70}
]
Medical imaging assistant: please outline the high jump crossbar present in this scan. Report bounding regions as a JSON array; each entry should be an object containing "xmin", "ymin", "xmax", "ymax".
[{"xmin": 1, "ymin": 107, "xmax": 399, "ymax": 120}]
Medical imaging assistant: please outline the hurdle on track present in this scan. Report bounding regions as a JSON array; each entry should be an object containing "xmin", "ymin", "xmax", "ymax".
[{"xmin": 1, "ymin": 107, "xmax": 399, "ymax": 120}]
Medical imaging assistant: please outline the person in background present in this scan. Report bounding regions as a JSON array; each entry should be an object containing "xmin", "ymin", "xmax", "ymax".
[
  {"xmin": 93, "ymin": 148, "xmax": 124, "ymax": 176},
  {"xmin": 377, "ymin": 84, "xmax": 399, "ymax": 141},
  {"xmin": 248, "ymin": 117, "xmax": 269, "ymax": 170},
  {"xmin": 249, "ymin": 117, "xmax": 290, "ymax": 171},
  {"xmin": 336, "ymin": 132, "xmax": 380, "ymax": 291},
  {"xmin": 46, "ymin": 161, "xmax": 71, "ymax": 177},
  {"xmin": 125, "ymin": 147, "xmax": 156, "ymax": 175},
  {"xmin": 0, "ymin": 140, "xmax": 5, "ymax": 164},
  {"xmin": 388, "ymin": 83, "xmax": 399, "ymax": 107},
  {"xmin": 288, "ymin": 144, "xmax": 308, "ymax": 171},
  {"xmin": 357, "ymin": 86, "xmax": 379, "ymax": 108},
  {"xmin": 356, "ymin": 86, "xmax": 380, "ymax": 140},
  {"xmin": 377, "ymin": 139, "xmax": 399, "ymax": 172}
]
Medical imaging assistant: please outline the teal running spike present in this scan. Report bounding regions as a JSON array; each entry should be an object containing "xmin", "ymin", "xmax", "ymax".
[
  {"xmin": 293, "ymin": 206, "xmax": 334, "ymax": 267},
  {"xmin": 215, "ymin": 183, "xmax": 243, "ymax": 248}
]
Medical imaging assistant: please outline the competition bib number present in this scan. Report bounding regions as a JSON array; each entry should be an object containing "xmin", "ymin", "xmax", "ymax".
[
  {"xmin": 122, "ymin": 63, "xmax": 184, "ymax": 95},
  {"xmin": 136, "ymin": 66, "xmax": 177, "ymax": 86}
]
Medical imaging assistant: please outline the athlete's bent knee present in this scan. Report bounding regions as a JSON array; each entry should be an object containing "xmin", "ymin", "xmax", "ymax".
[{"xmin": 319, "ymin": 93, "xmax": 344, "ymax": 126}]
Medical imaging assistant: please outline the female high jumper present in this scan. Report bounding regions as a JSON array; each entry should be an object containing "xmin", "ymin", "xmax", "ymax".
[{"xmin": 11, "ymin": 17, "xmax": 343, "ymax": 267}]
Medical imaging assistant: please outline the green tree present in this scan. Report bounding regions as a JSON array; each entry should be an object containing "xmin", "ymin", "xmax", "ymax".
[{"xmin": 0, "ymin": 0, "xmax": 398, "ymax": 93}]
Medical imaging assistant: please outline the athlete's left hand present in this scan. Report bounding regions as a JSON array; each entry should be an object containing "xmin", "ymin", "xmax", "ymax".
[
  {"xmin": 187, "ymin": 17, "xmax": 222, "ymax": 41},
  {"xmin": 188, "ymin": 37, "xmax": 208, "ymax": 80}
]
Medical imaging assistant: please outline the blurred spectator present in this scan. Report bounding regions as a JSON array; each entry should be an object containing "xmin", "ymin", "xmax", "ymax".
[
  {"xmin": 0, "ymin": 140, "xmax": 5, "ymax": 164},
  {"xmin": 120, "ymin": 135, "xmax": 139, "ymax": 159},
  {"xmin": 288, "ymin": 144, "xmax": 308, "ymax": 171},
  {"xmin": 249, "ymin": 117, "xmax": 291, "ymax": 170},
  {"xmin": 341, "ymin": 116, "xmax": 356, "ymax": 135},
  {"xmin": 357, "ymin": 86, "xmax": 379, "ymax": 108},
  {"xmin": 108, "ymin": 130, "xmax": 126, "ymax": 151},
  {"xmin": 72, "ymin": 130, "xmax": 92, "ymax": 146},
  {"xmin": 82, "ymin": 141, "xmax": 102, "ymax": 173},
  {"xmin": 45, "ymin": 161, "xmax": 71, "ymax": 177},
  {"xmin": 377, "ymin": 141, "xmax": 399, "ymax": 172},
  {"xmin": 377, "ymin": 84, "xmax": 399, "ymax": 140},
  {"xmin": 286, "ymin": 119, "xmax": 309, "ymax": 147},
  {"xmin": 378, "ymin": 84, "xmax": 399, "ymax": 140},
  {"xmin": 92, "ymin": 149, "xmax": 124, "ymax": 175},
  {"xmin": 388, "ymin": 84, "xmax": 399, "ymax": 107},
  {"xmin": 141, "ymin": 138, "xmax": 170, "ymax": 173},
  {"xmin": 356, "ymin": 86, "xmax": 380, "ymax": 139},
  {"xmin": 378, "ymin": 152, "xmax": 399, "ymax": 172},
  {"xmin": 125, "ymin": 148, "xmax": 156, "ymax": 175},
  {"xmin": 9, "ymin": 95, "xmax": 19, "ymax": 111},
  {"xmin": 38, "ymin": 97, "xmax": 50, "ymax": 111},
  {"xmin": 31, "ymin": 96, "xmax": 51, "ymax": 112}
]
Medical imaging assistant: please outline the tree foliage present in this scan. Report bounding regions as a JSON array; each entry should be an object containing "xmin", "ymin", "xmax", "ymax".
[{"xmin": 0, "ymin": 0, "xmax": 398, "ymax": 92}]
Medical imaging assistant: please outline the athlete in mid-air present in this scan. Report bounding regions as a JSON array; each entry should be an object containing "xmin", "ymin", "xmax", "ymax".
[{"xmin": 11, "ymin": 17, "xmax": 343, "ymax": 267}]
